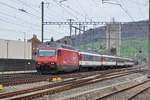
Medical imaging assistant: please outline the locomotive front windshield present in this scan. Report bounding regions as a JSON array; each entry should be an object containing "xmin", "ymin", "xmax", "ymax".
[{"xmin": 38, "ymin": 49, "xmax": 56, "ymax": 57}]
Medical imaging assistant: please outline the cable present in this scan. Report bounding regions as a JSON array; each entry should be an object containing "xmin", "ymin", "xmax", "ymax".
[
  {"xmin": 0, "ymin": 1, "xmax": 18, "ymax": 10},
  {"xmin": 52, "ymin": 0, "xmax": 79, "ymax": 20},
  {"xmin": 123, "ymin": 0, "xmax": 147, "ymax": 19},
  {"xmin": 0, "ymin": 1, "xmax": 41, "ymax": 20},
  {"xmin": 0, "ymin": 17, "xmax": 45, "ymax": 33},
  {"xmin": 76, "ymin": 0, "xmax": 89, "ymax": 21},
  {"xmin": 91, "ymin": 0, "xmax": 99, "ymax": 6},
  {"xmin": 119, "ymin": 0, "xmax": 147, "ymax": 34},
  {"xmin": 58, "ymin": 1, "xmax": 92, "ymax": 21},
  {"xmin": 129, "ymin": 0, "xmax": 148, "ymax": 6},
  {"xmin": 16, "ymin": 0, "xmax": 40, "ymax": 13},
  {"xmin": 0, "ymin": 11, "xmax": 40, "ymax": 27},
  {"xmin": 13, "ymin": 0, "xmax": 52, "ymax": 21},
  {"xmin": 14, "ymin": 0, "xmax": 67, "ymax": 21},
  {"xmin": 0, "ymin": 1, "xmax": 57, "ymax": 40},
  {"xmin": 0, "ymin": 28, "xmax": 23, "ymax": 32}
]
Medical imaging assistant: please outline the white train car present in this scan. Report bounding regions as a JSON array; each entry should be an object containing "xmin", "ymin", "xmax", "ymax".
[
  {"xmin": 102, "ymin": 55, "xmax": 116, "ymax": 66},
  {"xmin": 115, "ymin": 56, "xmax": 134, "ymax": 66},
  {"xmin": 79, "ymin": 52, "xmax": 102, "ymax": 67},
  {"xmin": 79, "ymin": 52, "xmax": 135, "ymax": 69}
]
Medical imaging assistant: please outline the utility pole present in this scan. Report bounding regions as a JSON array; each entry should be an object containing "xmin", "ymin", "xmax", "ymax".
[
  {"xmin": 41, "ymin": 1, "xmax": 44, "ymax": 43},
  {"xmin": 83, "ymin": 26, "xmax": 86, "ymax": 33},
  {"xmin": 148, "ymin": 0, "xmax": 150, "ymax": 78},
  {"xmin": 67, "ymin": 19, "xmax": 74, "ymax": 37},
  {"xmin": 24, "ymin": 32, "xmax": 26, "ymax": 59},
  {"xmin": 79, "ymin": 24, "xmax": 82, "ymax": 36},
  {"xmin": 75, "ymin": 27, "xmax": 77, "ymax": 37}
]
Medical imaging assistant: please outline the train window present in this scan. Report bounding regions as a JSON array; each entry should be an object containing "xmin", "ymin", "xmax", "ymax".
[
  {"xmin": 38, "ymin": 49, "xmax": 56, "ymax": 57},
  {"xmin": 104, "ymin": 57, "xmax": 109, "ymax": 61},
  {"xmin": 104, "ymin": 57, "xmax": 114, "ymax": 61},
  {"xmin": 97, "ymin": 56, "xmax": 100, "ymax": 61},
  {"xmin": 117, "ymin": 58, "xmax": 124, "ymax": 62},
  {"xmin": 93, "ymin": 56, "xmax": 97, "ymax": 61},
  {"xmin": 89, "ymin": 55, "xmax": 93, "ymax": 61},
  {"xmin": 84, "ymin": 55, "xmax": 88, "ymax": 61},
  {"xmin": 57, "ymin": 50, "xmax": 61, "ymax": 56}
]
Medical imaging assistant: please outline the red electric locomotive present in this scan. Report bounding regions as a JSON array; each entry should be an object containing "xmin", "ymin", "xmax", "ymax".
[{"xmin": 35, "ymin": 43, "xmax": 79, "ymax": 74}]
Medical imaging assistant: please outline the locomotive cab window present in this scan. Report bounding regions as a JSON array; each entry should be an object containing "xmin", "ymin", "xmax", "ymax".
[
  {"xmin": 57, "ymin": 50, "xmax": 61, "ymax": 56},
  {"xmin": 38, "ymin": 49, "xmax": 56, "ymax": 57}
]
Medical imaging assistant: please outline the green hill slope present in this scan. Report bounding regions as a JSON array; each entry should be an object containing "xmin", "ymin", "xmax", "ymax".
[{"xmin": 77, "ymin": 38, "xmax": 148, "ymax": 57}]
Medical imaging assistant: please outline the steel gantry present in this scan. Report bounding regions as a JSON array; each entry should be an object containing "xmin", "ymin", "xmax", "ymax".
[{"xmin": 43, "ymin": 21, "xmax": 123, "ymax": 25}]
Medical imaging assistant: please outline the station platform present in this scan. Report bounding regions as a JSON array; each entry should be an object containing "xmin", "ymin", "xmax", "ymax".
[{"xmin": 0, "ymin": 70, "xmax": 36, "ymax": 75}]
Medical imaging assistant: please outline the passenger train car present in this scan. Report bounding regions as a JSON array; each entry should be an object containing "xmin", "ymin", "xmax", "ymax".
[
  {"xmin": 35, "ymin": 43, "xmax": 135, "ymax": 74},
  {"xmin": 79, "ymin": 52, "xmax": 134, "ymax": 69}
]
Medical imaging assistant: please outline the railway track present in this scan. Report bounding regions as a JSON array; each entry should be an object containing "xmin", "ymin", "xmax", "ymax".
[
  {"xmin": 127, "ymin": 83, "xmax": 150, "ymax": 100},
  {"xmin": 0, "ymin": 68, "xmax": 145, "ymax": 100},
  {"xmin": 97, "ymin": 76, "xmax": 150, "ymax": 100},
  {"xmin": 0, "ymin": 66, "xmax": 144, "ymax": 86}
]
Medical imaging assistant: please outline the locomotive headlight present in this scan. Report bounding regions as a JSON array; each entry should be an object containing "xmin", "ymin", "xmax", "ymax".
[
  {"xmin": 38, "ymin": 62, "xmax": 41, "ymax": 64},
  {"xmin": 51, "ymin": 62, "xmax": 54, "ymax": 64}
]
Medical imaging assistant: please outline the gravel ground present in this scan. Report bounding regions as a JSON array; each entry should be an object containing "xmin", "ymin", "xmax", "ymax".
[
  {"xmin": 36, "ymin": 71, "xmax": 147, "ymax": 100},
  {"xmin": 131, "ymin": 87, "xmax": 150, "ymax": 100},
  {"xmin": 0, "ymin": 81, "xmax": 51, "ymax": 94},
  {"xmin": 0, "ymin": 78, "xmax": 74, "ymax": 94}
]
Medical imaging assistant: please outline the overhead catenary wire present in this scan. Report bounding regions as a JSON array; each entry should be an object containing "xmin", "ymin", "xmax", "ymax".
[
  {"xmin": 119, "ymin": 0, "xmax": 147, "ymax": 34},
  {"xmin": 52, "ymin": 0, "xmax": 79, "ymax": 20},
  {"xmin": 0, "ymin": 1, "xmax": 52, "ymax": 35},
  {"xmin": 0, "ymin": 1, "xmax": 41, "ymax": 20},
  {"xmin": 129, "ymin": 0, "xmax": 148, "ymax": 6},
  {"xmin": 41, "ymin": 1, "xmax": 65, "ymax": 21},
  {"xmin": 13, "ymin": 0, "xmax": 55, "ymax": 21},
  {"xmin": 0, "ymin": 11, "xmax": 40, "ymax": 27},
  {"xmin": 76, "ymin": 0, "xmax": 90, "ymax": 21},
  {"xmin": 0, "ymin": 12, "xmax": 53, "ymax": 36},
  {"xmin": 15, "ymin": 0, "xmax": 40, "ymax": 13},
  {"xmin": 0, "ymin": 17, "xmax": 52, "ymax": 32},
  {"xmin": 123, "ymin": 0, "xmax": 147, "ymax": 20},
  {"xmin": 58, "ymin": 1, "xmax": 92, "ymax": 21}
]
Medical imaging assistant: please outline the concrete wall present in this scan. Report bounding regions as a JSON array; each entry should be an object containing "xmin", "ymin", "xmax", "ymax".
[
  {"xmin": 106, "ymin": 24, "xmax": 121, "ymax": 56},
  {"xmin": 0, "ymin": 39, "xmax": 32, "ymax": 59},
  {"xmin": 0, "ymin": 59, "xmax": 35, "ymax": 72}
]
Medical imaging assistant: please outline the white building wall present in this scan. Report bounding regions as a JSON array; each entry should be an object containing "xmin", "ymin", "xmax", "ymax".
[
  {"xmin": 0, "ymin": 39, "xmax": 7, "ymax": 58},
  {"xmin": 0, "ymin": 39, "xmax": 32, "ymax": 59}
]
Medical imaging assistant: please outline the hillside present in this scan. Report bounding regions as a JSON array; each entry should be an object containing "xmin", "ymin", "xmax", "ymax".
[
  {"xmin": 59, "ymin": 20, "xmax": 148, "ymax": 46},
  {"xmin": 77, "ymin": 38, "xmax": 148, "ymax": 57}
]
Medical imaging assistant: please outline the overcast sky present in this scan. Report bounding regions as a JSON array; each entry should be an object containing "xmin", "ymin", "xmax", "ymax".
[{"xmin": 0, "ymin": 0, "xmax": 148, "ymax": 41}]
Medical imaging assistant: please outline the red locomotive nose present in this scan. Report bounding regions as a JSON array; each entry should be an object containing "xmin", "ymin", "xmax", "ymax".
[{"xmin": 36, "ymin": 56, "xmax": 56, "ymax": 66}]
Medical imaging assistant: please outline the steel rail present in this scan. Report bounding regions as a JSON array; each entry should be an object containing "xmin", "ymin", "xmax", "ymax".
[
  {"xmin": 1, "ymin": 69, "xmax": 144, "ymax": 100},
  {"xmin": 127, "ymin": 85, "xmax": 150, "ymax": 100},
  {"xmin": 96, "ymin": 78, "xmax": 150, "ymax": 100}
]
